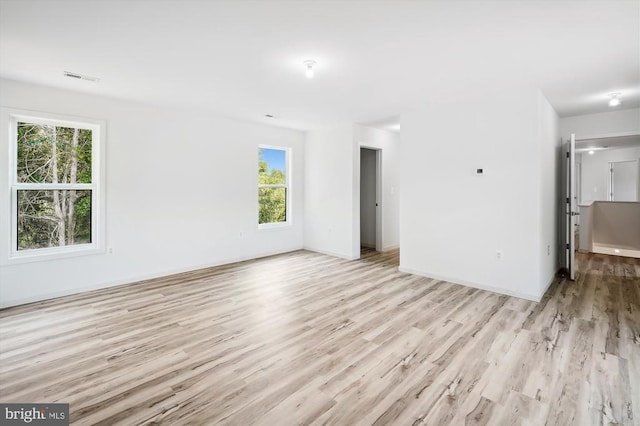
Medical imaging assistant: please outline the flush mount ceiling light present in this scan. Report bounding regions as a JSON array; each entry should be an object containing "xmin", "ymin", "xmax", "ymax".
[
  {"xmin": 303, "ymin": 60, "xmax": 317, "ymax": 79},
  {"xmin": 608, "ymin": 92, "xmax": 622, "ymax": 107}
]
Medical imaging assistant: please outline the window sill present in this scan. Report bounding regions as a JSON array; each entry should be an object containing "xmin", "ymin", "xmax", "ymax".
[
  {"xmin": 258, "ymin": 222, "xmax": 292, "ymax": 230},
  {"xmin": 4, "ymin": 244, "xmax": 104, "ymax": 265}
]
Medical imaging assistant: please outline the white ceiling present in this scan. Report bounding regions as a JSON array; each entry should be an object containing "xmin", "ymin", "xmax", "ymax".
[
  {"xmin": 1, "ymin": 1, "xmax": 638, "ymax": 131},
  {"xmin": 362, "ymin": 116, "xmax": 401, "ymax": 133}
]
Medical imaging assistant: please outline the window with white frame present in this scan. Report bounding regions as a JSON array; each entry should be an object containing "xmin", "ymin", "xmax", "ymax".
[
  {"xmin": 8, "ymin": 112, "xmax": 104, "ymax": 260},
  {"xmin": 258, "ymin": 146, "xmax": 289, "ymax": 226}
]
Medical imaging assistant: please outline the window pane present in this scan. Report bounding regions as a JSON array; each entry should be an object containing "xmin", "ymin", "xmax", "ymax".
[
  {"xmin": 17, "ymin": 190, "xmax": 92, "ymax": 250},
  {"xmin": 259, "ymin": 148, "xmax": 286, "ymax": 185},
  {"xmin": 17, "ymin": 122, "xmax": 92, "ymax": 184},
  {"xmin": 259, "ymin": 187, "xmax": 287, "ymax": 224}
]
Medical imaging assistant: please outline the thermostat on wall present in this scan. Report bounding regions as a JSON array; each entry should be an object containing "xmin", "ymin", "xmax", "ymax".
[{"xmin": 476, "ymin": 168, "xmax": 484, "ymax": 176}]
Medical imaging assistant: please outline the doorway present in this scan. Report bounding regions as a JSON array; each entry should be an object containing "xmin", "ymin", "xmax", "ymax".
[
  {"xmin": 360, "ymin": 147, "xmax": 381, "ymax": 251},
  {"xmin": 568, "ymin": 134, "xmax": 640, "ymax": 266},
  {"xmin": 609, "ymin": 160, "xmax": 639, "ymax": 201}
]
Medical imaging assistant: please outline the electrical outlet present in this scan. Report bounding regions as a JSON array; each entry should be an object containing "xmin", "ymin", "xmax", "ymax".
[
  {"xmin": 107, "ymin": 247, "xmax": 113, "ymax": 254},
  {"xmin": 496, "ymin": 250, "xmax": 503, "ymax": 260}
]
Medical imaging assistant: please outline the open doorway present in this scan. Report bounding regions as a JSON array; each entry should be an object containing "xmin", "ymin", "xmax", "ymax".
[
  {"xmin": 573, "ymin": 134, "xmax": 640, "ymax": 264},
  {"xmin": 360, "ymin": 147, "xmax": 381, "ymax": 251}
]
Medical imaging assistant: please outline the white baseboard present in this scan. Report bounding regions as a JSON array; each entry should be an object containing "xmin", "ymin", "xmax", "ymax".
[
  {"xmin": 0, "ymin": 247, "xmax": 304, "ymax": 309},
  {"xmin": 592, "ymin": 244, "xmax": 640, "ymax": 259},
  {"xmin": 398, "ymin": 266, "xmax": 543, "ymax": 302},
  {"xmin": 302, "ymin": 246, "xmax": 359, "ymax": 260},
  {"xmin": 382, "ymin": 244, "xmax": 399, "ymax": 252}
]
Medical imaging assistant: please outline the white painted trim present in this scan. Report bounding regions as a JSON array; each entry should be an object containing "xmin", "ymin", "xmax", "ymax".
[
  {"xmin": 258, "ymin": 222, "xmax": 292, "ymax": 230},
  {"xmin": 575, "ymin": 130, "xmax": 640, "ymax": 141},
  {"xmin": 592, "ymin": 244, "xmax": 640, "ymax": 259},
  {"xmin": 398, "ymin": 266, "xmax": 543, "ymax": 302},
  {"xmin": 302, "ymin": 246, "xmax": 359, "ymax": 261},
  {"xmin": 375, "ymin": 149, "xmax": 382, "ymax": 252},
  {"xmin": 382, "ymin": 244, "xmax": 399, "ymax": 252},
  {"xmin": 12, "ymin": 183, "xmax": 94, "ymax": 190},
  {"xmin": 5, "ymin": 244, "xmax": 104, "ymax": 265},
  {"xmin": 357, "ymin": 144, "xmax": 383, "ymax": 253},
  {"xmin": 258, "ymin": 144, "xmax": 292, "ymax": 228},
  {"xmin": 1, "ymin": 108, "xmax": 107, "ymax": 265},
  {"xmin": 0, "ymin": 246, "xmax": 304, "ymax": 308}
]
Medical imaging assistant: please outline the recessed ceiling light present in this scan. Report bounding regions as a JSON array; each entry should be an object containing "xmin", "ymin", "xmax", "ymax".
[
  {"xmin": 614, "ymin": 249, "xmax": 620, "ymax": 253},
  {"xmin": 608, "ymin": 92, "xmax": 622, "ymax": 107},
  {"xmin": 64, "ymin": 71, "xmax": 99, "ymax": 82},
  {"xmin": 588, "ymin": 150, "xmax": 595, "ymax": 155},
  {"xmin": 303, "ymin": 60, "xmax": 316, "ymax": 79}
]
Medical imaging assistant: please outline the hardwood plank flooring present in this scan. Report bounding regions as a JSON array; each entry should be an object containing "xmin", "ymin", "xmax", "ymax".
[{"xmin": 0, "ymin": 249, "xmax": 638, "ymax": 425}]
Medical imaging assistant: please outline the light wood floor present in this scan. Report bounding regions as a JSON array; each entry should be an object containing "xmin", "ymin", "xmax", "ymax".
[{"xmin": 1, "ymin": 249, "xmax": 639, "ymax": 425}]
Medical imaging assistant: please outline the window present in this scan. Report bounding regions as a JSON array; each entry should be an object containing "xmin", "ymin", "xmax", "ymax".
[
  {"xmin": 258, "ymin": 146, "xmax": 289, "ymax": 227},
  {"xmin": 7, "ymin": 111, "xmax": 104, "ymax": 261}
]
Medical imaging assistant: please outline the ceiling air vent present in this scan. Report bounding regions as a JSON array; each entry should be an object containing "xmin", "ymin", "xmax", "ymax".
[{"xmin": 64, "ymin": 71, "xmax": 100, "ymax": 82}]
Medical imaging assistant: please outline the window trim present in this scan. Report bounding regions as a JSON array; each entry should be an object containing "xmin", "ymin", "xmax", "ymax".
[
  {"xmin": 258, "ymin": 144, "xmax": 291, "ymax": 229},
  {"xmin": 2, "ymin": 108, "xmax": 106, "ymax": 265}
]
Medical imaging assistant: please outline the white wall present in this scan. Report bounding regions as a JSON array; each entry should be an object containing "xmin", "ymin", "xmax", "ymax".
[
  {"xmin": 592, "ymin": 201, "xmax": 640, "ymax": 250},
  {"xmin": 0, "ymin": 78, "xmax": 305, "ymax": 307},
  {"xmin": 355, "ymin": 125, "xmax": 400, "ymax": 251},
  {"xmin": 303, "ymin": 124, "xmax": 359, "ymax": 259},
  {"xmin": 581, "ymin": 146, "xmax": 640, "ymax": 203},
  {"xmin": 560, "ymin": 108, "xmax": 640, "ymax": 139},
  {"xmin": 537, "ymin": 91, "xmax": 561, "ymax": 295},
  {"xmin": 303, "ymin": 124, "xmax": 400, "ymax": 259},
  {"xmin": 360, "ymin": 148, "xmax": 377, "ymax": 248},
  {"xmin": 400, "ymin": 88, "xmax": 559, "ymax": 301}
]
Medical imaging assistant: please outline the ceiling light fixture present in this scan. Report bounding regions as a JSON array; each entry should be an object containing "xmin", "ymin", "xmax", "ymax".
[
  {"xmin": 303, "ymin": 60, "xmax": 316, "ymax": 79},
  {"xmin": 588, "ymin": 150, "xmax": 595, "ymax": 155},
  {"xmin": 608, "ymin": 93, "xmax": 622, "ymax": 107}
]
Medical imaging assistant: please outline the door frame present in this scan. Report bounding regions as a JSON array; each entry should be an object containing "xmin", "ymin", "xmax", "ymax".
[
  {"xmin": 564, "ymin": 133, "xmax": 577, "ymax": 280},
  {"xmin": 608, "ymin": 159, "xmax": 639, "ymax": 201},
  {"xmin": 358, "ymin": 145, "xmax": 382, "ymax": 252}
]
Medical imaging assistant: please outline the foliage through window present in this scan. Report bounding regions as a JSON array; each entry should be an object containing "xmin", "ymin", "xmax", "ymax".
[
  {"xmin": 258, "ymin": 147, "xmax": 288, "ymax": 225},
  {"xmin": 11, "ymin": 116, "xmax": 99, "ymax": 254}
]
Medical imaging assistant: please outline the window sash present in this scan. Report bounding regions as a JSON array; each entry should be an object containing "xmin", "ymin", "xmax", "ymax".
[
  {"xmin": 10, "ymin": 114, "xmax": 100, "ymax": 185},
  {"xmin": 12, "ymin": 183, "xmax": 95, "ymax": 190},
  {"xmin": 258, "ymin": 146, "xmax": 290, "ymax": 227},
  {"xmin": 5, "ymin": 110, "xmax": 105, "ymax": 263}
]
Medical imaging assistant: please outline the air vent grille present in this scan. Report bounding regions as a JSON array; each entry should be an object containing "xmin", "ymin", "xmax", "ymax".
[{"xmin": 64, "ymin": 71, "xmax": 100, "ymax": 82}]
